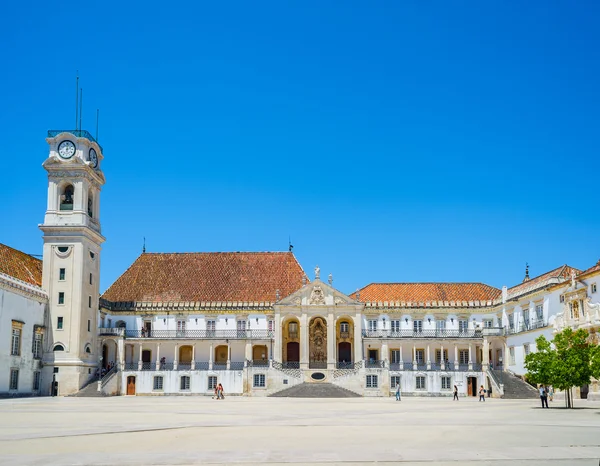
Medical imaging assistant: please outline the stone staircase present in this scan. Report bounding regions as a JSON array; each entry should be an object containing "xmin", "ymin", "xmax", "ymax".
[
  {"xmin": 269, "ymin": 382, "xmax": 361, "ymax": 398},
  {"xmin": 69, "ymin": 379, "xmax": 106, "ymax": 397},
  {"xmin": 491, "ymin": 369, "xmax": 538, "ymax": 399}
]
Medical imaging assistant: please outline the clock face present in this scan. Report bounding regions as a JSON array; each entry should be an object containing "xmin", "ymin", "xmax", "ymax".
[
  {"xmin": 57, "ymin": 140, "xmax": 76, "ymax": 159},
  {"xmin": 89, "ymin": 148, "xmax": 98, "ymax": 168}
]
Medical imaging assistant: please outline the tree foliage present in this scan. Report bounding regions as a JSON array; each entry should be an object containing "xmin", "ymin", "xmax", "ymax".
[{"xmin": 524, "ymin": 328, "xmax": 596, "ymax": 408}]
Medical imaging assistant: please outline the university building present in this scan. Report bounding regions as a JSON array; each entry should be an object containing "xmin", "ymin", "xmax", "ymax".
[{"xmin": 0, "ymin": 130, "xmax": 599, "ymax": 400}]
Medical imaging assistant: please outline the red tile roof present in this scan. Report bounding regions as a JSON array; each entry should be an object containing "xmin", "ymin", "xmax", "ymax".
[
  {"xmin": 350, "ymin": 283, "xmax": 501, "ymax": 305},
  {"xmin": 0, "ymin": 243, "xmax": 43, "ymax": 287},
  {"xmin": 578, "ymin": 259, "xmax": 600, "ymax": 279},
  {"xmin": 507, "ymin": 265, "xmax": 580, "ymax": 300},
  {"xmin": 101, "ymin": 252, "xmax": 305, "ymax": 304}
]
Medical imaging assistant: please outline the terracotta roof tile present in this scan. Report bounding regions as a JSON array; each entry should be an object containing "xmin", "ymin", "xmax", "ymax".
[
  {"xmin": 578, "ymin": 259, "xmax": 600, "ymax": 278},
  {"xmin": 0, "ymin": 243, "xmax": 43, "ymax": 287},
  {"xmin": 350, "ymin": 283, "xmax": 501, "ymax": 305},
  {"xmin": 101, "ymin": 252, "xmax": 305, "ymax": 304},
  {"xmin": 507, "ymin": 265, "xmax": 580, "ymax": 300}
]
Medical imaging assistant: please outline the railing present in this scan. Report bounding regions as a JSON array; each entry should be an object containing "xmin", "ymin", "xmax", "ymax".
[
  {"xmin": 230, "ymin": 361, "xmax": 245, "ymax": 370},
  {"xmin": 365, "ymin": 360, "xmax": 385, "ymax": 369},
  {"xmin": 124, "ymin": 362, "xmax": 138, "ymax": 370},
  {"xmin": 458, "ymin": 363, "xmax": 469, "ymax": 371},
  {"xmin": 100, "ymin": 365, "xmax": 117, "ymax": 387},
  {"xmin": 178, "ymin": 363, "xmax": 193, "ymax": 371},
  {"xmin": 128, "ymin": 361, "xmax": 245, "ymax": 371},
  {"xmin": 415, "ymin": 363, "xmax": 427, "ymax": 371},
  {"xmin": 247, "ymin": 359, "xmax": 270, "ymax": 367},
  {"xmin": 339, "ymin": 331, "xmax": 350, "ymax": 339},
  {"xmin": 336, "ymin": 361, "xmax": 354, "ymax": 369},
  {"xmin": 281, "ymin": 362, "xmax": 300, "ymax": 369},
  {"xmin": 472, "ymin": 363, "xmax": 482, "ymax": 371},
  {"xmin": 509, "ymin": 319, "xmax": 548, "ymax": 334},
  {"xmin": 98, "ymin": 327, "xmax": 125, "ymax": 337},
  {"xmin": 361, "ymin": 329, "xmax": 482, "ymax": 339},
  {"xmin": 272, "ymin": 360, "xmax": 302, "ymax": 378},
  {"xmin": 481, "ymin": 327, "xmax": 505, "ymax": 337},
  {"xmin": 124, "ymin": 329, "xmax": 274, "ymax": 339},
  {"xmin": 48, "ymin": 129, "xmax": 103, "ymax": 151}
]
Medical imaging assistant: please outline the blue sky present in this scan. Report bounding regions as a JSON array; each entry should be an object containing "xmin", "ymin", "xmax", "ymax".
[{"xmin": 1, "ymin": 1, "xmax": 599, "ymax": 295}]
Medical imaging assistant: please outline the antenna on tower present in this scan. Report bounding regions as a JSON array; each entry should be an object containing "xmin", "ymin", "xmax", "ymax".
[
  {"xmin": 288, "ymin": 236, "xmax": 294, "ymax": 252},
  {"xmin": 75, "ymin": 72, "xmax": 79, "ymax": 130},
  {"xmin": 79, "ymin": 88, "xmax": 83, "ymax": 132},
  {"xmin": 96, "ymin": 109, "xmax": 99, "ymax": 141},
  {"xmin": 142, "ymin": 237, "xmax": 146, "ymax": 254}
]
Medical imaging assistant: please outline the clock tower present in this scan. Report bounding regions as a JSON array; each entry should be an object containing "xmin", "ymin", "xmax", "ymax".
[{"xmin": 40, "ymin": 130, "xmax": 106, "ymax": 395}]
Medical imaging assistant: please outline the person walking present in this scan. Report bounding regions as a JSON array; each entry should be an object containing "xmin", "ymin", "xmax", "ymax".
[
  {"xmin": 539, "ymin": 384, "xmax": 549, "ymax": 408},
  {"xmin": 453, "ymin": 385, "xmax": 459, "ymax": 401},
  {"xmin": 479, "ymin": 385, "xmax": 486, "ymax": 402},
  {"xmin": 548, "ymin": 386, "xmax": 554, "ymax": 402},
  {"xmin": 217, "ymin": 383, "xmax": 225, "ymax": 400},
  {"xmin": 395, "ymin": 383, "xmax": 401, "ymax": 401}
]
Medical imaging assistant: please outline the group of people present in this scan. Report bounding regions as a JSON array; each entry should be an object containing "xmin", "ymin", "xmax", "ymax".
[
  {"xmin": 213, "ymin": 383, "xmax": 225, "ymax": 400},
  {"xmin": 538, "ymin": 384, "xmax": 554, "ymax": 408}
]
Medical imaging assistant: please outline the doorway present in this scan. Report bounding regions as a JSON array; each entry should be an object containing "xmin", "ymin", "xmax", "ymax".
[
  {"xmin": 368, "ymin": 349, "xmax": 378, "ymax": 362},
  {"xmin": 467, "ymin": 377, "xmax": 477, "ymax": 396},
  {"xmin": 102, "ymin": 344, "xmax": 108, "ymax": 369},
  {"xmin": 338, "ymin": 342, "xmax": 352, "ymax": 363},
  {"xmin": 126, "ymin": 376, "xmax": 136, "ymax": 395},
  {"xmin": 287, "ymin": 342, "xmax": 299, "ymax": 363},
  {"xmin": 142, "ymin": 350, "xmax": 151, "ymax": 363},
  {"xmin": 179, "ymin": 346, "xmax": 193, "ymax": 364}
]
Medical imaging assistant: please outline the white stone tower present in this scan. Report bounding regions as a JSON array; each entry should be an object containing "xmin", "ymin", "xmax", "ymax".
[{"xmin": 40, "ymin": 130, "xmax": 106, "ymax": 395}]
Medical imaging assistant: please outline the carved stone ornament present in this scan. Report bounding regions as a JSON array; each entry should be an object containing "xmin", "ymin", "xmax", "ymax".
[
  {"xmin": 293, "ymin": 297, "xmax": 302, "ymax": 306},
  {"xmin": 334, "ymin": 296, "xmax": 344, "ymax": 305},
  {"xmin": 309, "ymin": 285, "xmax": 326, "ymax": 305},
  {"xmin": 309, "ymin": 317, "xmax": 327, "ymax": 362}
]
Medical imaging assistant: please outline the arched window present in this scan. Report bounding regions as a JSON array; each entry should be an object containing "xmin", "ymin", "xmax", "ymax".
[
  {"xmin": 288, "ymin": 322, "xmax": 298, "ymax": 338},
  {"xmin": 87, "ymin": 190, "xmax": 93, "ymax": 218},
  {"xmin": 85, "ymin": 344, "xmax": 92, "ymax": 354},
  {"xmin": 340, "ymin": 321, "xmax": 349, "ymax": 333},
  {"xmin": 53, "ymin": 344, "xmax": 65, "ymax": 351},
  {"xmin": 116, "ymin": 321, "xmax": 126, "ymax": 329},
  {"xmin": 60, "ymin": 185, "xmax": 74, "ymax": 211}
]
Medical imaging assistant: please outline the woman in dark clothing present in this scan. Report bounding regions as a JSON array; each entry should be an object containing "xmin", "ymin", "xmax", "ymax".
[{"xmin": 453, "ymin": 385, "xmax": 459, "ymax": 401}]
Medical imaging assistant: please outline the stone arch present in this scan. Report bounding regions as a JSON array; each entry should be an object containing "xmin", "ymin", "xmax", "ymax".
[
  {"xmin": 59, "ymin": 183, "xmax": 74, "ymax": 211},
  {"xmin": 179, "ymin": 345, "xmax": 193, "ymax": 364},
  {"xmin": 282, "ymin": 316, "xmax": 300, "ymax": 365},
  {"xmin": 336, "ymin": 316, "xmax": 354, "ymax": 366},
  {"xmin": 214, "ymin": 345, "xmax": 228, "ymax": 365}
]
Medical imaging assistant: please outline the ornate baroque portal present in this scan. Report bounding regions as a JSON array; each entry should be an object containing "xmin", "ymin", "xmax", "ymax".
[{"xmin": 309, "ymin": 317, "xmax": 327, "ymax": 369}]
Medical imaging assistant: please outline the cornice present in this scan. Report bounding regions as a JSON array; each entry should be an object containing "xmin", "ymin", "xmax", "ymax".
[{"xmin": 0, "ymin": 272, "xmax": 48, "ymax": 302}]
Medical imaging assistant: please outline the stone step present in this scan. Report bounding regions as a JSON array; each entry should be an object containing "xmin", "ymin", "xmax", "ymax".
[
  {"xmin": 270, "ymin": 382, "xmax": 361, "ymax": 398},
  {"xmin": 69, "ymin": 378, "xmax": 108, "ymax": 397},
  {"xmin": 491, "ymin": 370, "xmax": 538, "ymax": 399}
]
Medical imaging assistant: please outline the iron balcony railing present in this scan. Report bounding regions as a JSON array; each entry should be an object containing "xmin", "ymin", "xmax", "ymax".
[
  {"xmin": 365, "ymin": 360, "xmax": 385, "ymax": 369},
  {"xmin": 362, "ymin": 329, "xmax": 483, "ymax": 339},
  {"xmin": 48, "ymin": 129, "xmax": 103, "ymax": 152},
  {"xmin": 123, "ymin": 329, "xmax": 274, "ymax": 340},
  {"xmin": 281, "ymin": 362, "xmax": 300, "ymax": 369},
  {"xmin": 309, "ymin": 361, "xmax": 327, "ymax": 369},
  {"xmin": 247, "ymin": 359, "xmax": 270, "ymax": 367},
  {"xmin": 98, "ymin": 328, "xmax": 125, "ymax": 337},
  {"xmin": 507, "ymin": 319, "xmax": 547, "ymax": 335},
  {"xmin": 336, "ymin": 361, "xmax": 355, "ymax": 369},
  {"xmin": 126, "ymin": 361, "xmax": 244, "ymax": 371}
]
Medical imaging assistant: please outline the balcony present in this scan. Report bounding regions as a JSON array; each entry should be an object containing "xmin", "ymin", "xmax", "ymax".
[
  {"xmin": 48, "ymin": 129, "xmax": 103, "ymax": 152},
  {"xmin": 98, "ymin": 327, "xmax": 125, "ymax": 337},
  {"xmin": 365, "ymin": 360, "xmax": 385, "ymax": 369},
  {"xmin": 507, "ymin": 319, "xmax": 547, "ymax": 335},
  {"xmin": 123, "ymin": 329, "xmax": 274, "ymax": 340},
  {"xmin": 361, "ymin": 329, "xmax": 482, "ymax": 339},
  {"xmin": 124, "ymin": 361, "xmax": 245, "ymax": 371}
]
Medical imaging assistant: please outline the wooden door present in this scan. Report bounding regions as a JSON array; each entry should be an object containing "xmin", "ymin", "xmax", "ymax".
[
  {"xmin": 467, "ymin": 378, "xmax": 473, "ymax": 396},
  {"xmin": 126, "ymin": 376, "xmax": 136, "ymax": 395},
  {"xmin": 287, "ymin": 342, "xmax": 299, "ymax": 362},
  {"xmin": 179, "ymin": 346, "xmax": 193, "ymax": 363},
  {"xmin": 338, "ymin": 342, "xmax": 351, "ymax": 363},
  {"xmin": 102, "ymin": 345, "xmax": 108, "ymax": 369}
]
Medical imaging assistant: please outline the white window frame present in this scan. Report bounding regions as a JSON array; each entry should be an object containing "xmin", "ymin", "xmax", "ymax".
[
  {"xmin": 458, "ymin": 320, "xmax": 468, "ymax": 333},
  {"xmin": 535, "ymin": 304, "xmax": 543, "ymax": 320},
  {"xmin": 32, "ymin": 331, "xmax": 42, "ymax": 359},
  {"xmin": 508, "ymin": 314, "xmax": 514, "ymax": 330},
  {"xmin": 391, "ymin": 320, "xmax": 401, "ymax": 333},
  {"xmin": 436, "ymin": 320, "xmax": 446, "ymax": 330},
  {"xmin": 509, "ymin": 347, "xmax": 515, "ymax": 365},
  {"xmin": 9, "ymin": 369, "xmax": 19, "ymax": 390},
  {"xmin": 180, "ymin": 375, "xmax": 190, "ymax": 391},
  {"xmin": 340, "ymin": 321, "xmax": 349, "ymax": 333},
  {"xmin": 413, "ymin": 320, "xmax": 423, "ymax": 333},
  {"xmin": 441, "ymin": 376, "xmax": 451, "ymax": 390},
  {"xmin": 415, "ymin": 349, "xmax": 425, "ymax": 364},
  {"xmin": 367, "ymin": 320, "xmax": 377, "ymax": 332},
  {"xmin": 177, "ymin": 319, "xmax": 186, "ymax": 337},
  {"xmin": 366, "ymin": 374, "xmax": 378, "ymax": 388},
  {"xmin": 591, "ymin": 283, "xmax": 597, "ymax": 293},
  {"xmin": 459, "ymin": 349, "xmax": 469, "ymax": 365},
  {"xmin": 415, "ymin": 375, "xmax": 426, "ymax": 390},
  {"xmin": 390, "ymin": 349, "xmax": 401, "ymax": 364},
  {"xmin": 435, "ymin": 349, "xmax": 448, "ymax": 363},
  {"xmin": 268, "ymin": 320, "xmax": 274, "ymax": 332},
  {"xmin": 253, "ymin": 374, "xmax": 266, "ymax": 388},
  {"xmin": 523, "ymin": 309, "xmax": 530, "ymax": 329},
  {"xmin": 11, "ymin": 328, "xmax": 21, "ymax": 356},
  {"xmin": 153, "ymin": 376, "xmax": 164, "ymax": 391},
  {"xmin": 524, "ymin": 344, "xmax": 530, "ymax": 356},
  {"xmin": 33, "ymin": 371, "xmax": 41, "ymax": 391},
  {"xmin": 390, "ymin": 375, "xmax": 401, "ymax": 388},
  {"xmin": 206, "ymin": 320, "xmax": 216, "ymax": 336},
  {"xmin": 208, "ymin": 376, "xmax": 218, "ymax": 390}
]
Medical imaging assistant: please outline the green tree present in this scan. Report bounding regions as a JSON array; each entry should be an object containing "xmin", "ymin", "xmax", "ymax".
[
  {"xmin": 524, "ymin": 335, "xmax": 555, "ymax": 385},
  {"xmin": 552, "ymin": 328, "xmax": 593, "ymax": 408},
  {"xmin": 525, "ymin": 328, "xmax": 594, "ymax": 408}
]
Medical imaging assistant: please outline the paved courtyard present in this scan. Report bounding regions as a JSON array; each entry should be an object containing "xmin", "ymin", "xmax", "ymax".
[{"xmin": 0, "ymin": 396, "xmax": 599, "ymax": 466}]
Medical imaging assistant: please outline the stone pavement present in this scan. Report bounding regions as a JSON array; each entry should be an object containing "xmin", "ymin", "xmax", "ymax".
[{"xmin": 0, "ymin": 396, "xmax": 599, "ymax": 465}]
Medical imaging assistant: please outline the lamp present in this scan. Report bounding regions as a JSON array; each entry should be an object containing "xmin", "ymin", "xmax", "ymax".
[
  {"xmin": 405, "ymin": 318, "xmax": 408, "ymax": 324},
  {"xmin": 428, "ymin": 318, "xmax": 431, "ymax": 323},
  {"xmin": 451, "ymin": 318, "xmax": 454, "ymax": 324},
  {"xmin": 225, "ymin": 318, "xmax": 228, "ymax": 324},
  {"xmin": 256, "ymin": 318, "xmax": 259, "ymax": 324}
]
